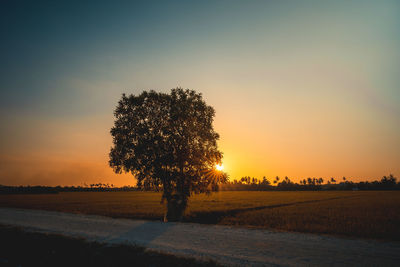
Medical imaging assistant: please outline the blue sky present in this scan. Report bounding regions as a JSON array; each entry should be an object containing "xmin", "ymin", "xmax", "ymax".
[{"xmin": 1, "ymin": 0, "xmax": 399, "ymax": 185}]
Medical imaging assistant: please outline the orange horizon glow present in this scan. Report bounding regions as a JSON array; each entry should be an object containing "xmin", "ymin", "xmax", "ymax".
[{"xmin": 0, "ymin": 1, "xmax": 399, "ymax": 187}]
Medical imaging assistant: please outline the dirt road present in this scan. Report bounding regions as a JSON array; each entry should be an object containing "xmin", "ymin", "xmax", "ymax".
[{"xmin": 0, "ymin": 208, "xmax": 399, "ymax": 266}]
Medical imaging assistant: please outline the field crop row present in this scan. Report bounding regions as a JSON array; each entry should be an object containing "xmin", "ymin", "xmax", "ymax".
[{"xmin": 1, "ymin": 191, "xmax": 399, "ymax": 240}]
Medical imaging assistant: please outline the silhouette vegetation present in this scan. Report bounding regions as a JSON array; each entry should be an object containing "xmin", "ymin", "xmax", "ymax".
[
  {"xmin": 0, "ymin": 184, "xmax": 139, "ymax": 194},
  {"xmin": 1, "ymin": 174, "xmax": 398, "ymax": 195},
  {"xmin": 220, "ymin": 174, "xmax": 399, "ymax": 191},
  {"xmin": 1, "ymin": 174, "xmax": 398, "ymax": 194},
  {"xmin": 109, "ymin": 88, "xmax": 227, "ymax": 221}
]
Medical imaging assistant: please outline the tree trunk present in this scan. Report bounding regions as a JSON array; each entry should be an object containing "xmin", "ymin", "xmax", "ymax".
[{"xmin": 164, "ymin": 194, "xmax": 187, "ymax": 222}]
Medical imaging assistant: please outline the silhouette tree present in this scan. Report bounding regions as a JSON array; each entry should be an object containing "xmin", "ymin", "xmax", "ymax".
[
  {"xmin": 262, "ymin": 176, "xmax": 270, "ymax": 185},
  {"xmin": 380, "ymin": 174, "xmax": 397, "ymax": 189},
  {"xmin": 109, "ymin": 88, "xmax": 227, "ymax": 221}
]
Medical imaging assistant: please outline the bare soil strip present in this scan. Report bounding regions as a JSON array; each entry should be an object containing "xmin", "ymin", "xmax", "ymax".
[{"xmin": 0, "ymin": 208, "xmax": 399, "ymax": 266}]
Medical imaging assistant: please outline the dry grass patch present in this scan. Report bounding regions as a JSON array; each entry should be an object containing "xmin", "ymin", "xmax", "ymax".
[
  {"xmin": 1, "ymin": 191, "xmax": 399, "ymax": 240},
  {"xmin": 219, "ymin": 191, "xmax": 400, "ymax": 240}
]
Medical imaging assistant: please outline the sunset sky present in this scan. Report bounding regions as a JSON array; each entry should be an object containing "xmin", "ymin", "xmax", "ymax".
[{"xmin": 1, "ymin": 0, "xmax": 399, "ymax": 186}]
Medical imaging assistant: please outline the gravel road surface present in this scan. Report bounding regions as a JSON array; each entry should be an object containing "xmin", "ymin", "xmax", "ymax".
[{"xmin": 0, "ymin": 208, "xmax": 399, "ymax": 266}]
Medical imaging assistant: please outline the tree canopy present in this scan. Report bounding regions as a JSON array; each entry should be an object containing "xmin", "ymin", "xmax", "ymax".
[{"xmin": 109, "ymin": 88, "xmax": 227, "ymax": 221}]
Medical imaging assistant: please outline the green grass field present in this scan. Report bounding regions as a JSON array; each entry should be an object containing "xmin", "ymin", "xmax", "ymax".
[{"xmin": 1, "ymin": 191, "xmax": 399, "ymax": 240}]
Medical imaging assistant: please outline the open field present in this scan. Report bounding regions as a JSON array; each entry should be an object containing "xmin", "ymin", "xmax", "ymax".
[{"xmin": 1, "ymin": 191, "xmax": 399, "ymax": 240}]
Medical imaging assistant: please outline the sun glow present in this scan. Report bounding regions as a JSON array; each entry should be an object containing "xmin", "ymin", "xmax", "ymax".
[{"xmin": 215, "ymin": 164, "xmax": 224, "ymax": 171}]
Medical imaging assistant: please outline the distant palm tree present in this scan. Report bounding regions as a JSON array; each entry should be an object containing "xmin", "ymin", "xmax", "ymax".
[{"xmin": 262, "ymin": 176, "xmax": 270, "ymax": 185}]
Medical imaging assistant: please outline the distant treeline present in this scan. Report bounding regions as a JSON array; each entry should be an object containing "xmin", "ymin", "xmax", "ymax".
[
  {"xmin": 0, "ymin": 184, "xmax": 138, "ymax": 195},
  {"xmin": 1, "ymin": 175, "xmax": 399, "ymax": 194},
  {"xmin": 220, "ymin": 174, "xmax": 399, "ymax": 191}
]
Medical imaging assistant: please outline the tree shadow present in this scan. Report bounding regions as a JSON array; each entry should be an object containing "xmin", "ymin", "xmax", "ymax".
[{"xmin": 107, "ymin": 220, "xmax": 173, "ymax": 247}]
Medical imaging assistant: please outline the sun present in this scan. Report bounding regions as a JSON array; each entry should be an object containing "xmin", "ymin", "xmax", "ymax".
[{"xmin": 215, "ymin": 163, "xmax": 224, "ymax": 171}]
